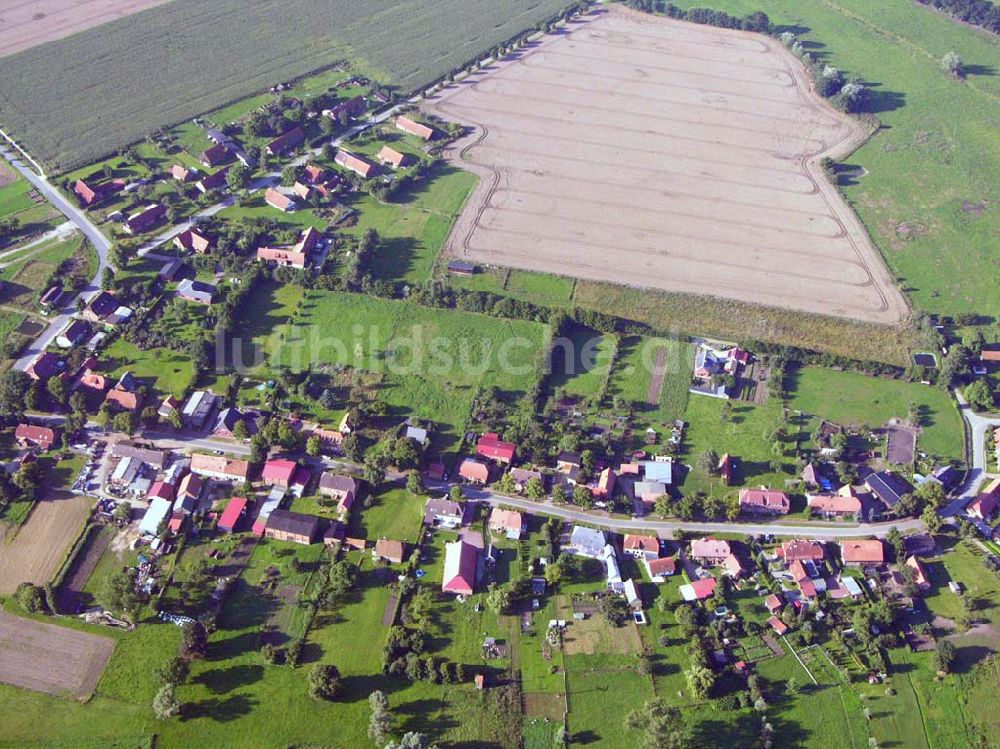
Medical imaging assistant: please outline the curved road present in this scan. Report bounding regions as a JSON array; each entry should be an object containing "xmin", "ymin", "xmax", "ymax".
[
  {"xmin": 945, "ymin": 389, "xmax": 1000, "ymax": 516},
  {"xmin": 0, "ymin": 134, "xmax": 111, "ymax": 372}
]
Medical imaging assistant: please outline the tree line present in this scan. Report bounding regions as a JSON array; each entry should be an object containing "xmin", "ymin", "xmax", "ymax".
[{"xmin": 916, "ymin": 0, "xmax": 1000, "ymax": 33}]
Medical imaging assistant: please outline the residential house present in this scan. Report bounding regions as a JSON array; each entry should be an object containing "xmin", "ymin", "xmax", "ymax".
[
  {"xmin": 635, "ymin": 480, "xmax": 667, "ymax": 512},
  {"xmin": 110, "ymin": 441, "xmax": 167, "ymax": 469},
  {"xmin": 195, "ymin": 167, "xmax": 229, "ymax": 194},
  {"xmin": 458, "ymin": 457, "xmax": 490, "ymax": 485},
  {"xmin": 200, "ymin": 143, "xmax": 232, "ymax": 167},
  {"xmin": 122, "ymin": 204, "xmax": 166, "ymax": 235},
  {"xmin": 724, "ymin": 553, "xmax": 747, "ymax": 578},
  {"xmin": 396, "ymin": 115, "xmax": 435, "ymax": 141},
  {"xmin": 262, "ymin": 458, "xmax": 297, "ymax": 488},
  {"xmin": 640, "ymin": 459, "xmax": 673, "ymax": 486},
  {"xmin": 679, "ymin": 577, "xmax": 716, "ymax": 602},
  {"xmin": 779, "ymin": 540, "xmax": 825, "ymax": 562},
  {"xmin": 424, "ymin": 496, "xmax": 463, "ymax": 528},
  {"xmin": 170, "ymin": 164, "xmax": 195, "ymax": 182},
  {"xmin": 594, "ymin": 468, "xmax": 616, "ymax": 500},
  {"xmin": 476, "ymin": 432, "xmax": 516, "ymax": 465},
  {"xmin": 217, "ymin": 497, "xmax": 248, "ymax": 532},
  {"xmin": 26, "ymin": 351, "xmax": 64, "ymax": 381},
  {"xmin": 374, "ymin": 539, "xmax": 406, "ymax": 564},
  {"xmin": 303, "ymin": 163, "xmax": 329, "ymax": 184},
  {"xmin": 212, "ymin": 407, "xmax": 255, "ymax": 440},
  {"xmin": 510, "ymin": 467, "xmax": 543, "ymax": 493},
  {"xmin": 291, "ymin": 181, "xmax": 311, "ymax": 200},
  {"xmin": 158, "ymin": 396, "xmax": 179, "ymax": 420},
  {"xmin": 264, "ymin": 187, "xmax": 296, "ymax": 212},
  {"xmin": 319, "ymin": 474, "xmax": 359, "ymax": 514},
  {"xmin": 335, "ymin": 149, "xmax": 378, "ymax": 179},
  {"xmin": 801, "ymin": 463, "xmax": 822, "ymax": 487},
  {"xmin": 56, "ymin": 319, "xmax": 91, "ymax": 348},
  {"xmin": 841, "ymin": 539, "xmax": 885, "ymax": 567},
  {"xmin": 265, "ymin": 509, "xmax": 319, "ymax": 545},
  {"xmin": 104, "ymin": 385, "xmax": 143, "ymax": 413},
  {"xmin": 738, "ymin": 488, "xmax": 790, "ymax": 515},
  {"xmin": 147, "ymin": 480, "xmax": 175, "ymax": 503},
  {"xmin": 968, "ymin": 479, "xmax": 1000, "ymax": 520},
  {"xmin": 82, "ymin": 291, "xmax": 119, "ymax": 324},
  {"xmin": 622, "ymin": 534, "xmax": 660, "ymax": 560},
  {"xmin": 488, "ymin": 508, "xmax": 524, "ymax": 539},
  {"xmin": 556, "ymin": 451, "xmax": 582, "ymax": 473},
  {"xmin": 442, "ymin": 540, "xmax": 477, "ymax": 595},
  {"xmin": 265, "ymin": 127, "xmax": 304, "ymax": 157},
  {"xmin": 174, "ymin": 228, "xmax": 213, "ymax": 254},
  {"xmin": 74, "ymin": 177, "xmax": 125, "ymax": 206},
  {"xmin": 764, "ymin": 593, "xmax": 784, "ymax": 614},
  {"xmin": 175, "ymin": 473, "xmax": 203, "ymax": 513},
  {"xmin": 645, "ymin": 556, "xmax": 676, "ymax": 582},
  {"xmin": 256, "ymin": 226, "xmax": 319, "ymax": 269},
  {"xmin": 322, "ymin": 95, "xmax": 365, "ymax": 122},
  {"xmin": 566, "ymin": 526, "xmax": 607, "ymax": 558},
  {"xmin": 378, "ymin": 145, "xmax": 407, "ymax": 168},
  {"xmin": 807, "ymin": 490, "xmax": 861, "ymax": 517},
  {"xmin": 767, "ymin": 616, "xmax": 789, "ymax": 636},
  {"xmin": 689, "ymin": 538, "xmax": 731, "ymax": 565},
  {"xmin": 190, "ymin": 453, "xmax": 250, "ymax": 482},
  {"xmin": 15, "ymin": 424, "xmax": 57, "ymax": 450},
  {"xmin": 176, "ymin": 279, "xmax": 215, "ymax": 305}
]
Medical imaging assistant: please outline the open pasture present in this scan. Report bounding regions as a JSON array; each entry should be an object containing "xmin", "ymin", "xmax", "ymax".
[
  {"xmin": 0, "ymin": 0, "xmax": 571, "ymax": 170},
  {"xmin": 429, "ymin": 7, "xmax": 908, "ymax": 325},
  {"xmin": 0, "ymin": 611, "xmax": 114, "ymax": 699}
]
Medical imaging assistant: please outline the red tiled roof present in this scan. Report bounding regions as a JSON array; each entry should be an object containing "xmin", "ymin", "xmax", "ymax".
[
  {"xmin": 690, "ymin": 577, "xmax": 716, "ymax": 599},
  {"xmin": 378, "ymin": 145, "xmax": 406, "ymax": 168},
  {"xmin": 264, "ymin": 187, "xmax": 295, "ymax": 211},
  {"xmin": 15, "ymin": 424, "xmax": 56, "ymax": 447},
  {"xmin": 218, "ymin": 497, "xmax": 248, "ymax": 532},
  {"xmin": 781, "ymin": 540, "xmax": 825, "ymax": 562},
  {"xmin": 396, "ymin": 115, "xmax": 435, "ymax": 140},
  {"xmin": 739, "ymin": 488, "xmax": 790, "ymax": 514},
  {"xmin": 841, "ymin": 539, "xmax": 885, "ymax": 565},
  {"xmin": 768, "ymin": 616, "xmax": 789, "ymax": 635},
  {"xmin": 262, "ymin": 459, "xmax": 297, "ymax": 485},
  {"xmin": 764, "ymin": 593, "xmax": 783, "ymax": 612},
  {"xmin": 623, "ymin": 534, "xmax": 659, "ymax": 553},
  {"xmin": 147, "ymin": 481, "xmax": 175, "ymax": 501},
  {"xmin": 476, "ymin": 432, "xmax": 516, "ymax": 463},
  {"xmin": 265, "ymin": 127, "xmax": 304, "ymax": 156},
  {"xmin": 105, "ymin": 389, "xmax": 142, "ymax": 411},
  {"xmin": 646, "ymin": 556, "xmax": 676, "ymax": 576}
]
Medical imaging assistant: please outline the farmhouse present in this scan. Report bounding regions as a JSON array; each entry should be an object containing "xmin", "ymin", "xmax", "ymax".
[
  {"xmin": 488, "ymin": 508, "xmax": 524, "ymax": 539},
  {"xmin": 264, "ymin": 187, "xmax": 297, "ymax": 212},
  {"xmin": 424, "ymin": 496, "xmax": 463, "ymax": 528},
  {"xmin": 265, "ymin": 126, "xmax": 304, "ymax": 157},
  {"xmin": 262, "ymin": 458, "xmax": 297, "ymax": 488},
  {"xmin": 442, "ymin": 540, "xmax": 477, "ymax": 595},
  {"xmin": 645, "ymin": 556, "xmax": 676, "ymax": 582},
  {"xmin": 190, "ymin": 453, "xmax": 250, "ymax": 482},
  {"xmin": 122, "ymin": 203, "xmax": 166, "ymax": 235},
  {"xmin": 841, "ymin": 539, "xmax": 885, "ymax": 567},
  {"xmin": 318, "ymin": 473, "xmax": 358, "ymax": 514},
  {"xmin": 335, "ymin": 149, "xmax": 378, "ymax": 179},
  {"xmin": 217, "ymin": 497, "xmax": 248, "ymax": 533},
  {"xmin": 865, "ymin": 472, "xmax": 912, "ymax": 511},
  {"xmin": 265, "ymin": 509, "xmax": 319, "ymax": 545},
  {"xmin": 374, "ymin": 539, "xmax": 406, "ymax": 564},
  {"xmin": 322, "ymin": 95, "xmax": 365, "ymax": 121},
  {"xmin": 15, "ymin": 424, "xmax": 57, "ymax": 450},
  {"xmin": 200, "ymin": 143, "xmax": 232, "ymax": 167},
  {"xmin": 256, "ymin": 226, "xmax": 320, "ymax": 269},
  {"xmin": 738, "ymin": 488, "xmax": 790, "ymax": 515},
  {"xmin": 458, "ymin": 458, "xmax": 490, "ymax": 485},
  {"xmin": 176, "ymin": 279, "xmax": 215, "ymax": 305},
  {"xmin": 476, "ymin": 432, "xmax": 516, "ymax": 465},
  {"xmin": 74, "ymin": 177, "xmax": 124, "ymax": 206},
  {"xmin": 396, "ymin": 115, "xmax": 435, "ymax": 140},
  {"xmin": 378, "ymin": 145, "xmax": 407, "ymax": 168},
  {"xmin": 622, "ymin": 534, "xmax": 660, "ymax": 560},
  {"xmin": 594, "ymin": 467, "xmax": 616, "ymax": 499},
  {"xmin": 689, "ymin": 538, "xmax": 731, "ymax": 565}
]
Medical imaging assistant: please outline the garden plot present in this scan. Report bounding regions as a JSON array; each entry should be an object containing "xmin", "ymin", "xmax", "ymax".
[{"xmin": 428, "ymin": 7, "xmax": 907, "ymax": 325}]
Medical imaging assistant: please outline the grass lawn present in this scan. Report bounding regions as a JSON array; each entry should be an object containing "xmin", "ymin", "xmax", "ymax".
[
  {"xmin": 102, "ymin": 337, "xmax": 196, "ymax": 399},
  {"xmin": 550, "ymin": 325, "xmax": 615, "ymax": 399},
  {"xmin": 786, "ymin": 366, "xmax": 963, "ymax": 460},
  {"xmin": 505, "ymin": 270, "xmax": 575, "ymax": 305},
  {"xmin": 341, "ymin": 162, "xmax": 477, "ymax": 285},
  {"xmin": 680, "ymin": 395, "xmax": 790, "ymax": 497},
  {"xmin": 564, "ymin": 667, "xmax": 652, "ymax": 747},
  {"xmin": 346, "ymin": 486, "xmax": 425, "ymax": 544},
  {"xmin": 273, "ymin": 289, "xmax": 549, "ymax": 456}
]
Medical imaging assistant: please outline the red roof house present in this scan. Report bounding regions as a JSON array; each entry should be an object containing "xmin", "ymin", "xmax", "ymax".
[
  {"xmin": 200, "ymin": 143, "xmax": 232, "ymax": 167},
  {"xmin": 173, "ymin": 228, "xmax": 213, "ymax": 254},
  {"xmin": 841, "ymin": 539, "xmax": 885, "ymax": 567},
  {"xmin": 476, "ymin": 433, "xmax": 516, "ymax": 465},
  {"xmin": 764, "ymin": 593, "xmax": 784, "ymax": 614},
  {"xmin": 15, "ymin": 424, "xmax": 57, "ymax": 450},
  {"xmin": 334, "ymin": 149, "xmax": 378, "ymax": 179},
  {"xmin": 262, "ymin": 459, "xmax": 297, "ymax": 487},
  {"xmin": 265, "ymin": 127, "xmax": 304, "ymax": 156},
  {"xmin": 768, "ymin": 616, "xmax": 789, "ymax": 636},
  {"xmin": 264, "ymin": 187, "xmax": 296, "ymax": 212},
  {"xmin": 396, "ymin": 115, "xmax": 435, "ymax": 141},
  {"xmin": 738, "ymin": 488, "xmax": 790, "ymax": 515},
  {"xmin": 147, "ymin": 481, "xmax": 175, "ymax": 502},
  {"xmin": 459, "ymin": 458, "xmax": 490, "ymax": 485}
]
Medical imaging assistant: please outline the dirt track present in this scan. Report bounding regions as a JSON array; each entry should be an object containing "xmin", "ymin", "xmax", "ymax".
[
  {"xmin": 0, "ymin": 492, "xmax": 92, "ymax": 595},
  {"xmin": 425, "ymin": 7, "xmax": 908, "ymax": 325},
  {"xmin": 0, "ymin": 0, "xmax": 171, "ymax": 58},
  {"xmin": 0, "ymin": 610, "xmax": 114, "ymax": 698}
]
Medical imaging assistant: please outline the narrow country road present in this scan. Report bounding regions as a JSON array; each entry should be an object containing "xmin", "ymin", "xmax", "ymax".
[
  {"xmin": 943, "ymin": 389, "xmax": 1000, "ymax": 516},
  {"xmin": 0, "ymin": 133, "xmax": 111, "ymax": 373}
]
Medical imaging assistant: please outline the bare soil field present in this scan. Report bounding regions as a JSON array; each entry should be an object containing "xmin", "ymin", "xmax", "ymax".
[
  {"xmin": 426, "ymin": 7, "xmax": 908, "ymax": 325},
  {"xmin": 0, "ymin": 492, "xmax": 92, "ymax": 595},
  {"xmin": 0, "ymin": 610, "xmax": 114, "ymax": 698},
  {"xmin": 0, "ymin": 0, "xmax": 171, "ymax": 58}
]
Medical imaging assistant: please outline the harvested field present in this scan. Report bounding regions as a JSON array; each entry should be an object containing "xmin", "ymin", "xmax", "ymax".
[
  {"xmin": 0, "ymin": 610, "xmax": 114, "ymax": 698},
  {"xmin": 0, "ymin": 0, "xmax": 172, "ymax": 58},
  {"xmin": 0, "ymin": 492, "xmax": 92, "ymax": 595},
  {"xmin": 428, "ymin": 7, "xmax": 908, "ymax": 325}
]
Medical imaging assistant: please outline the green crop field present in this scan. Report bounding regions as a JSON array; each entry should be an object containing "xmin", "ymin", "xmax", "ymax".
[
  {"xmin": 667, "ymin": 0, "xmax": 1000, "ymax": 326},
  {"xmin": 786, "ymin": 365, "xmax": 963, "ymax": 460},
  {"xmin": 0, "ymin": 0, "xmax": 572, "ymax": 171},
  {"xmin": 608, "ymin": 335, "xmax": 693, "ymax": 421}
]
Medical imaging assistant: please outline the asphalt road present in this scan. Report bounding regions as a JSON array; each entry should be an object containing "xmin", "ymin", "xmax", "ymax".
[
  {"xmin": 0, "ymin": 137, "xmax": 110, "ymax": 373},
  {"xmin": 942, "ymin": 389, "xmax": 1000, "ymax": 516}
]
